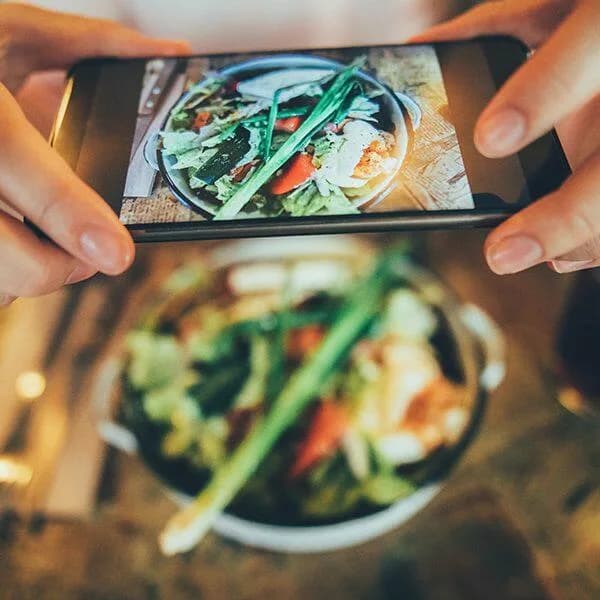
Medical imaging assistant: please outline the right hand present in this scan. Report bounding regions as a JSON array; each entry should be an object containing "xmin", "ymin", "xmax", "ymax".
[
  {"xmin": 0, "ymin": 3, "xmax": 190, "ymax": 305},
  {"xmin": 412, "ymin": 0, "xmax": 600, "ymax": 275}
]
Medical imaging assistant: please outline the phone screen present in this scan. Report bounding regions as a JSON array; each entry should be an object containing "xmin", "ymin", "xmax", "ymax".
[{"xmin": 55, "ymin": 40, "xmax": 570, "ymax": 237}]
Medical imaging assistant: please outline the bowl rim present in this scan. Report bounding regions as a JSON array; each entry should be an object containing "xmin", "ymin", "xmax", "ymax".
[{"xmin": 169, "ymin": 483, "xmax": 441, "ymax": 553}]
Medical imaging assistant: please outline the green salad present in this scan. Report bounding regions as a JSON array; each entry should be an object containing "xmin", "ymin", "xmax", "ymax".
[
  {"xmin": 159, "ymin": 58, "xmax": 402, "ymax": 219},
  {"xmin": 121, "ymin": 247, "xmax": 470, "ymax": 555}
]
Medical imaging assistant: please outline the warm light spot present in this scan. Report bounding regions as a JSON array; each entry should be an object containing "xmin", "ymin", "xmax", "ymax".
[
  {"xmin": 558, "ymin": 386, "xmax": 599, "ymax": 418},
  {"xmin": 15, "ymin": 371, "xmax": 46, "ymax": 401},
  {"xmin": 0, "ymin": 456, "xmax": 32, "ymax": 486}
]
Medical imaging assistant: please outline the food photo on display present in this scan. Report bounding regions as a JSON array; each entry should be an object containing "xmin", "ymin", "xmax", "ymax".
[{"xmin": 121, "ymin": 46, "xmax": 473, "ymax": 225}]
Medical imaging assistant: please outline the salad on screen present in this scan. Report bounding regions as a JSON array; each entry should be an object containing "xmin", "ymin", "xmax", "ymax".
[{"xmin": 158, "ymin": 58, "xmax": 407, "ymax": 219}]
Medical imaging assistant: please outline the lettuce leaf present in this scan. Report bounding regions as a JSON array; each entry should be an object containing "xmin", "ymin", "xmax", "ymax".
[
  {"xmin": 200, "ymin": 123, "xmax": 240, "ymax": 148},
  {"xmin": 162, "ymin": 131, "xmax": 203, "ymax": 155},
  {"xmin": 238, "ymin": 125, "xmax": 263, "ymax": 165},
  {"xmin": 347, "ymin": 96, "xmax": 380, "ymax": 121},
  {"xmin": 312, "ymin": 131, "xmax": 344, "ymax": 168},
  {"xmin": 171, "ymin": 147, "xmax": 217, "ymax": 170},
  {"xmin": 126, "ymin": 331, "xmax": 183, "ymax": 390},
  {"xmin": 143, "ymin": 372, "xmax": 199, "ymax": 422},
  {"xmin": 281, "ymin": 181, "xmax": 359, "ymax": 217},
  {"xmin": 213, "ymin": 175, "xmax": 242, "ymax": 202}
]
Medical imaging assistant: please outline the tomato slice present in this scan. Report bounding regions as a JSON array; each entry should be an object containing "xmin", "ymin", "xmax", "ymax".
[
  {"xmin": 290, "ymin": 401, "xmax": 349, "ymax": 478},
  {"xmin": 274, "ymin": 116, "xmax": 303, "ymax": 133},
  {"xmin": 192, "ymin": 111, "xmax": 212, "ymax": 130},
  {"xmin": 269, "ymin": 153, "xmax": 316, "ymax": 195}
]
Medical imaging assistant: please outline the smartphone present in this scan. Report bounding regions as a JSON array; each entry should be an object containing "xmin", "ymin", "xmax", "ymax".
[{"xmin": 51, "ymin": 37, "xmax": 571, "ymax": 242}]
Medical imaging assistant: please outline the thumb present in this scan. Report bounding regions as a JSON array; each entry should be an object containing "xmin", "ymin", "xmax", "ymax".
[
  {"xmin": 474, "ymin": 0, "xmax": 600, "ymax": 159},
  {"xmin": 409, "ymin": 0, "xmax": 572, "ymax": 49},
  {"xmin": 2, "ymin": 3, "xmax": 191, "ymax": 74}
]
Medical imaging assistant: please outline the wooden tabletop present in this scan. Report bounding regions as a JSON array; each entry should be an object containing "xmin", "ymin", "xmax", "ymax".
[{"xmin": 0, "ymin": 230, "xmax": 598, "ymax": 600}]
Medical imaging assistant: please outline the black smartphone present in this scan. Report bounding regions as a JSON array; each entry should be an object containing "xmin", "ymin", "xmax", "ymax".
[{"xmin": 51, "ymin": 37, "xmax": 570, "ymax": 242}]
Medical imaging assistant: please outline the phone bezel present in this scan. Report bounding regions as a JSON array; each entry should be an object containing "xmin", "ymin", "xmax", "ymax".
[{"xmin": 54, "ymin": 37, "xmax": 571, "ymax": 242}]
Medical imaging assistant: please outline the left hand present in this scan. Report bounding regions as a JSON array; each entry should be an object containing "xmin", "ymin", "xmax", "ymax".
[
  {"xmin": 0, "ymin": 4, "xmax": 191, "ymax": 306},
  {"xmin": 412, "ymin": 0, "xmax": 600, "ymax": 274}
]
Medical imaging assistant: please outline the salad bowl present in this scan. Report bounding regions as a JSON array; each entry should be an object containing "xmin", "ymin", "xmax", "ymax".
[
  {"xmin": 144, "ymin": 55, "xmax": 421, "ymax": 220},
  {"xmin": 94, "ymin": 237, "xmax": 504, "ymax": 553}
]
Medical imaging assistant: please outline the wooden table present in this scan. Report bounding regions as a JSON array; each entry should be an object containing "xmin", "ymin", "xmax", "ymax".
[{"xmin": 0, "ymin": 230, "xmax": 598, "ymax": 600}]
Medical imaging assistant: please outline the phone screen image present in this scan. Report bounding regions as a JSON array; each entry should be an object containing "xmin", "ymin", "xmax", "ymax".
[{"xmin": 119, "ymin": 45, "xmax": 521, "ymax": 226}]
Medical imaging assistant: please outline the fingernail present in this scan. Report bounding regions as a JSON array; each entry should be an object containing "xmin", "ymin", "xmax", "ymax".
[
  {"xmin": 407, "ymin": 34, "xmax": 427, "ymax": 43},
  {"xmin": 487, "ymin": 235, "xmax": 544, "ymax": 274},
  {"xmin": 65, "ymin": 263, "xmax": 97, "ymax": 285},
  {"xmin": 550, "ymin": 259, "xmax": 595, "ymax": 274},
  {"xmin": 476, "ymin": 107, "xmax": 527, "ymax": 157},
  {"xmin": 158, "ymin": 39, "xmax": 192, "ymax": 55},
  {"xmin": 79, "ymin": 227, "xmax": 133, "ymax": 275}
]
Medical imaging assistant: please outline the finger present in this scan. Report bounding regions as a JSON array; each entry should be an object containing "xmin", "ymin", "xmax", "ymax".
[
  {"xmin": 1, "ymin": 3, "xmax": 191, "ymax": 81},
  {"xmin": 16, "ymin": 70, "xmax": 68, "ymax": 137},
  {"xmin": 549, "ymin": 258, "xmax": 599, "ymax": 274},
  {"xmin": 475, "ymin": 0, "xmax": 600, "ymax": 158},
  {"xmin": 66, "ymin": 264, "xmax": 98, "ymax": 285},
  {"xmin": 0, "ymin": 84, "xmax": 134, "ymax": 275},
  {"xmin": 484, "ymin": 150, "xmax": 600, "ymax": 274},
  {"xmin": 409, "ymin": 0, "xmax": 573, "ymax": 48},
  {"xmin": 548, "ymin": 236, "xmax": 600, "ymax": 273},
  {"xmin": 0, "ymin": 210, "xmax": 96, "ymax": 297},
  {"xmin": 0, "ymin": 294, "xmax": 17, "ymax": 307},
  {"xmin": 555, "ymin": 93, "xmax": 600, "ymax": 169},
  {"xmin": 555, "ymin": 237, "xmax": 600, "ymax": 262}
]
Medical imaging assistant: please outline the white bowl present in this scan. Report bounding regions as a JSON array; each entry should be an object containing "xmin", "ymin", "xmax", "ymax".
[{"xmin": 94, "ymin": 236, "xmax": 504, "ymax": 553}]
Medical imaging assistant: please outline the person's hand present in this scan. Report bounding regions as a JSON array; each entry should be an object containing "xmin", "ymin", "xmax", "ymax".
[
  {"xmin": 0, "ymin": 3, "xmax": 190, "ymax": 305},
  {"xmin": 412, "ymin": 0, "xmax": 600, "ymax": 275}
]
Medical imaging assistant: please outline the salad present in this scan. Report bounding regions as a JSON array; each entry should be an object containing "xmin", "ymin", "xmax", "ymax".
[
  {"xmin": 158, "ymin": 57, "xmax": 405, "ymax": 219},
  {"xmin": 120, "ymin": 245, "xmax": 473, "ymax": 554}
]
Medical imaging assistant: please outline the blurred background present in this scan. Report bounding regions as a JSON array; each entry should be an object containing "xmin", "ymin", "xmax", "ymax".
[
  {"xmin": 0, "ymin": 1, "xmax": 599, "ymax": 599},
  {"xmin": 23, "ymin": 0, "xmax": 466, "ymax": 51}
]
